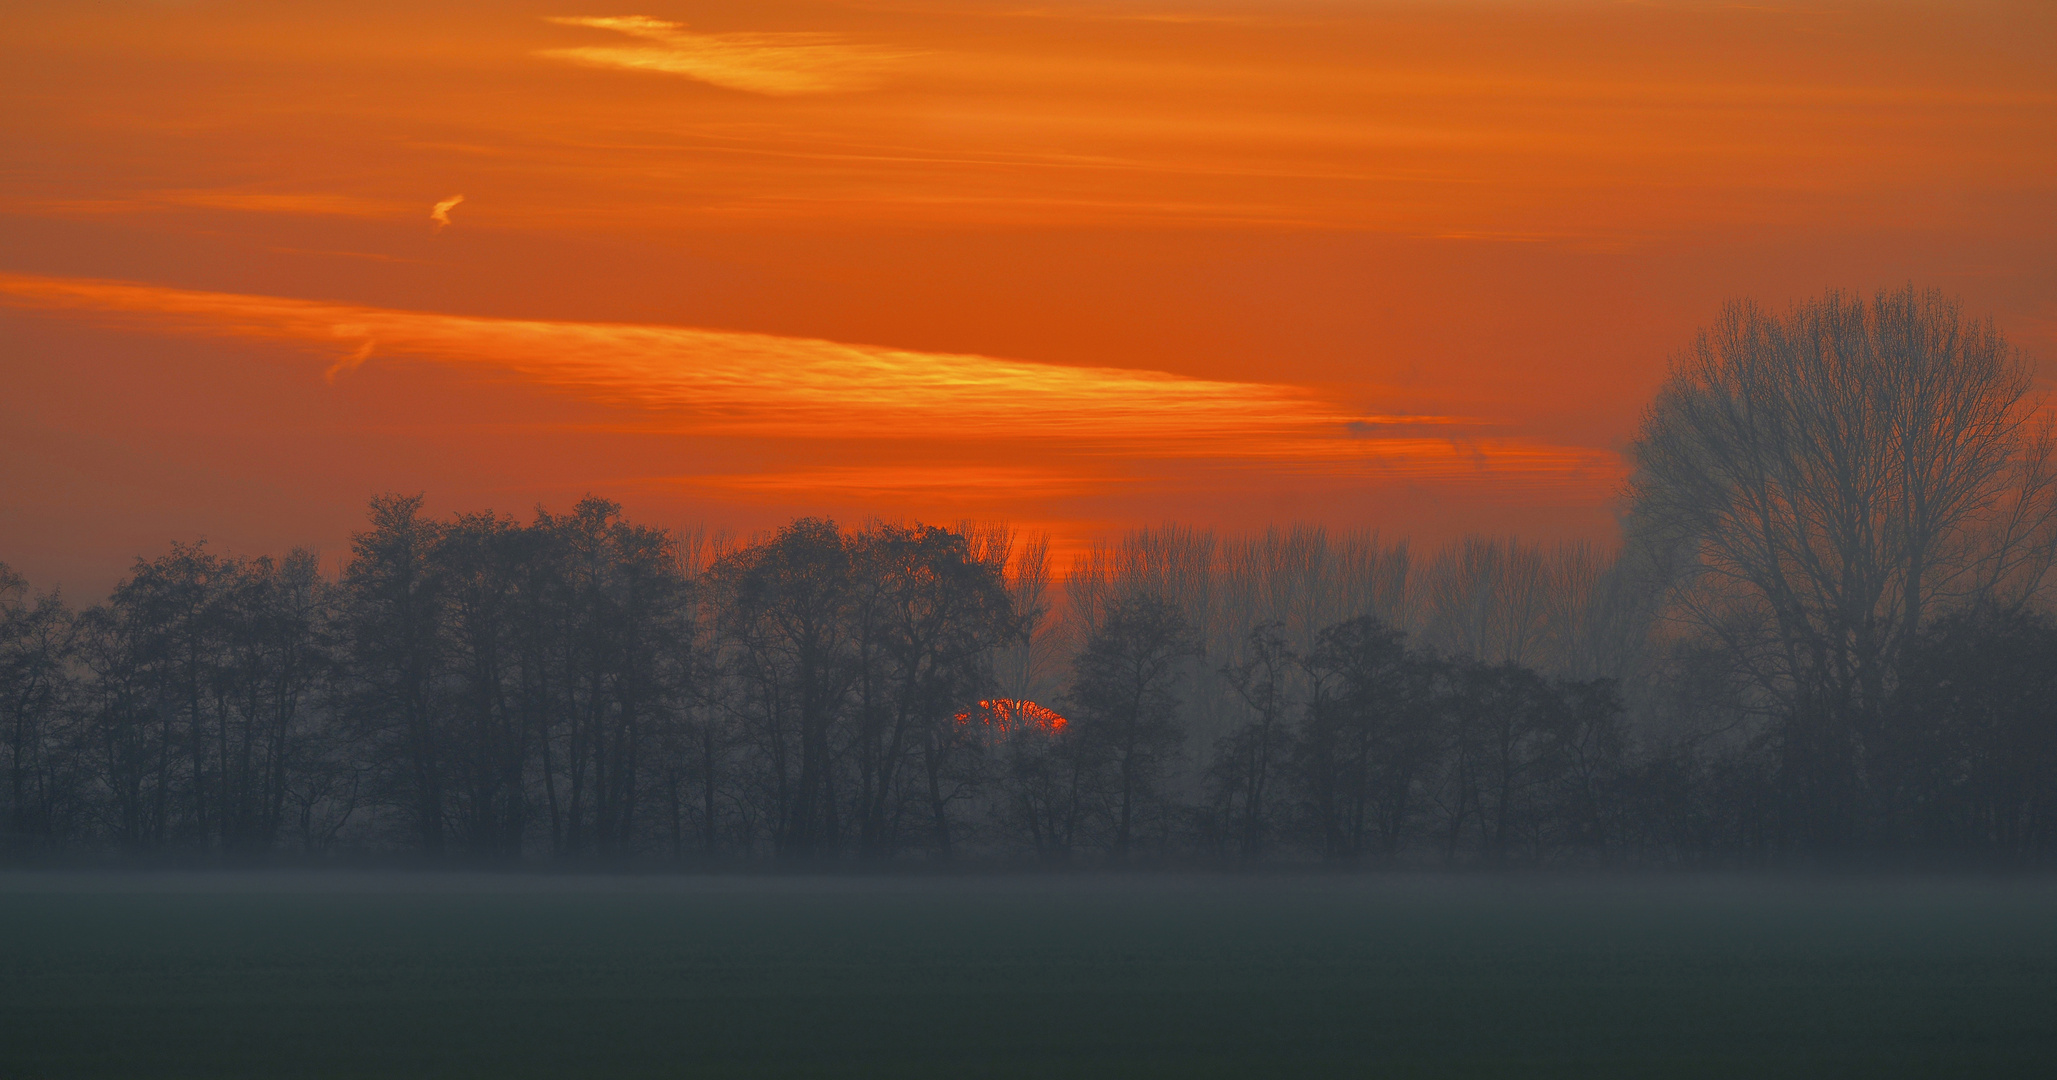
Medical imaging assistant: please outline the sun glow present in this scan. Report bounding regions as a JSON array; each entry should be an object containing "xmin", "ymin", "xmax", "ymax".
[{"xmin": 956, "ymin": 699, "xmax": 1069, "ymax": 735}]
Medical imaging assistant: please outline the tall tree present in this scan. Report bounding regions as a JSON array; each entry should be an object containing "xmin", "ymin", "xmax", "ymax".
[
  {"xmin": 541, "ymin": 497, "xmax": 690, "ymax": 858},
  {"xmin": 117, "ymin": 542, "xmax": 239, "ymax": 847},
  {"xmin": 847, "ymin": 524, "xmax": 1019, "ymax": 860},
  {"xmin": 1001, "ymin": 701, "xmax": 1094, "ymax": 864},
  {"xmin": 1068, "ymin": 592, "xmax": 1200, "ymax": 862},
  {"xmin": 0, "ymin": 564, "xmax": 75, "ymax": 851},
  {"xmin": 1628, "ymin": 287, "xmax": 2057, "ymax": 848},
  {"xmin": 1213, "ymin": 621, "xmax": 1293, "ymax": 862},
  {"xmin": 715, "ymin": 519, "xmax": 856, "ymax": 861},
  {"xmin": 209, "ymin": 550, "xmax": 329, "ymax": 854},
  {"xmin": 1296, "ymin": 615, "xmax": 1431, "ymax": 862},
  {"xmin": 435, "ymin": 510, "xmax": 531, "ymax": 857},
  {"xmin": 340, "ymin": 494, "xmax": 450, "ymax": 854}
]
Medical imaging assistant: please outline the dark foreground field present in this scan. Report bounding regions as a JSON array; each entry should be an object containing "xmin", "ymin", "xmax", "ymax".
[{"xmin": 3, "ymin": 873, "xmax": 2055, "ymax": 1078}]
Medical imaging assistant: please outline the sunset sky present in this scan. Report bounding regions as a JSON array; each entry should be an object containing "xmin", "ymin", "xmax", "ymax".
[{"xmin": 3, "ymin": 0, "xmax": 2053, "ymax": 594}]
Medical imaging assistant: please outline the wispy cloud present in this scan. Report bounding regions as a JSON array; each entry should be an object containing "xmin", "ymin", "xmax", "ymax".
[
  {"xmin": 429, "ymin": 194, "xmax": 464, "ymax": 231},
  {"xmin": 0, "ymin": 273, "xmax": 1620, "ymax": 492},
  {"xmin": 539, "ymin": 16, "xmax": 902, "ymax": 96},
  {"xmin": 0, "ymin": 273, "xmax": 1333, "ymax": 444}
]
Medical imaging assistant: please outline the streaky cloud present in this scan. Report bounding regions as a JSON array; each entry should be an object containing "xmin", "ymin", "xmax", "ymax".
[
  {"xmin": 0, "ymin": 273, "xmax": 1620, "ymax": 490},
  {"xmin": 540, "ymin": 16, "xmax": 903, "ymax": 96}
]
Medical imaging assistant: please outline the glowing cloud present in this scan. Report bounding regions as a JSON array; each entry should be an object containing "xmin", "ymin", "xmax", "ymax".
[
  {"xmin": 539, "ymin": 16, "xmax": 900, "ymax": 96},
  {"xmin": 0, "ymin": 273, "xmax": 1621, "ymax": 492},
  {"xmin": 430, "ymin": 194, "xmax": 465, "ymax": 231},
  {"xmin": 0, "ymin": 273, "xmax": 1335, "ymax": 442}
]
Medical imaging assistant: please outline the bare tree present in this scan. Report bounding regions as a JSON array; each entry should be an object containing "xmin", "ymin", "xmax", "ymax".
[
  {"xmin": 712, "ymin": 519, "xmax": 857, "ymax": 861},
  {"xmin": 339, "ymin": 495, "xmax": 451, "ymax": 855},
  {"xmin": 992, "ymin": 532, "xmax": 1058, "ymax": 706},
  {"xmin": 1420, "ymin": 536, "xmax": 1552, "ymax": 666},
  {"xmin": 0, "ymin": 564, "xmax": 76, "ymax": 851},
  {"xmin": 1214, "ymin": 621, "xmax": 1293, "ymax": 861},
  {"xmin": 846, "ymin": 523, "xmax": 1017, "ymax": 861},
  {"xmin": 1628, "ymin": 286, "xmax": 2057, "ymax": 846},
  {"xmin": 1068, "ymin": 592, "xmax": 1201, "ymax": 862},
  {"xmin": 1297, "ymin": 615, "xmax": 1431, "ymax": 863}
]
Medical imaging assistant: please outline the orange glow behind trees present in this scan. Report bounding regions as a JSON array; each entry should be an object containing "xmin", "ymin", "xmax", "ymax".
[
  {"xmin": 957, "ymin": 699, "xmax": 1069, "ymax": 736},
  {"xmin": 1, "ymin": 1, "xmax": 2052, "ymax": 592}
]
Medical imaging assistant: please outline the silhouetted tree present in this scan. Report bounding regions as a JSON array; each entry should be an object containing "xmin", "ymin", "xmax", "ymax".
[
  {"xmin": 339, "ymin": 494, "xmax": 450, "ymax": 854},
  {"xmin": 1629, "ymin": 286, "xmax": 2057, "ymax": 850},
  {"xmin": 434, "ymin": 510, "xmax": 531, "ymax": 857},
  {"xmin": 543, "ymin": 498, "xmax": 690, "ymax": 859},
  {"xmin": 1002, "ymin": 705, "xmax": 1095, "ymax": 864},
  {"xmin": 1296, "ymin": 616, "xmax": 1431, "ymax": 863},
  {"xmin": 714, "ymin": 519, "xmax": 857, "ymax": 861},
  {"xmin": 1212, "ymin": 621, "xmax": 1292, "ymax": 862},
  {"xmin": 0, "ymin": 564, "xmax": 75, "ymax": 851},
  {"xmin": 1068, "ymin": 592, "xmax": 1200, "ymax": 862},
  {"xmin": 1882, "ymin": 608, "xmax": 2057, "ymax": 861},
  {"xmin": 209, "ymin": 550, "xmax": 329, "ymax": 854},
  {"xmin": 1542, "ymin": 676, "xmax": 1629, "ymax": 859},
  {"xmin": 121, "ymin": 542, "xmax": 238, "ymax": 848},
  {"xmin": 849, "ymin": 524, "xmax": 1019, "ymax": 861},
  {"xmin": 9, "ymin": 456, "xmax": 2057, "ymax": 869}
]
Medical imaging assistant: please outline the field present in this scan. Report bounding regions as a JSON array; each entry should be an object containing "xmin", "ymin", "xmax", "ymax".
[{"xmin": 4, "ymin": 873, "xmax": 2056, "ymax": 1078}]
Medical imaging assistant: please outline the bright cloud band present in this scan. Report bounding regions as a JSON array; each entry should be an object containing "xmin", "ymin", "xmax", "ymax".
[{"xmin": 0, "ymin": 272, "xmax": 1621, "ymax": 493}]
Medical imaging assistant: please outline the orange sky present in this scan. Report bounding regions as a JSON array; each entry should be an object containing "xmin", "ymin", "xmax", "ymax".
[{"xmin": 3, "ymin": 0, "xmax": 2054, "ymax": 594}]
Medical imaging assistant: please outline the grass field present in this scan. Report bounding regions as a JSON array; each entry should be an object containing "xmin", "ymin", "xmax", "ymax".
[{"xmin": 3, "ymin": 873, "xmax": 2055, "ymax": 1078}]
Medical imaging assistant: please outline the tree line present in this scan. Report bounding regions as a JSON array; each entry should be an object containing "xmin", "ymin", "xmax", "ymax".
[{"xmin": 4, "ymin": 285, "xmax": 2055, "ymax": 867}]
